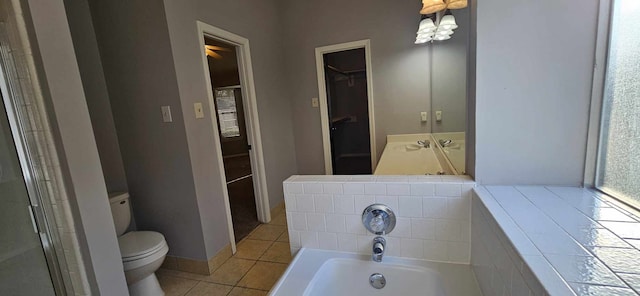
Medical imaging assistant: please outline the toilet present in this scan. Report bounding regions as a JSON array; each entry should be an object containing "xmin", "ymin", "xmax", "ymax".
[{"xmin": 109, "ymin": 192, "xmax": 168, "ymax": 296}]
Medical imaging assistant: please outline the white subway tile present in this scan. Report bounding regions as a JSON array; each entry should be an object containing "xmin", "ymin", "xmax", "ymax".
[
  {"xmin": 300, "ymin": 231, "xmax": 319, "ymax": 248},
  {"xmin": 303, "ymin": 183, "xmax": 323, "ymax": 194},
  {"xmin": 337, "ymin": 233, "xmax": 358, "ymax": 252},
  {"xmin": 390, "ymin": 217, "xmax": 412, "ymax": 238},
  {"xmin": 354, "ymin": 195, "xmax": 375, "ymax": 213},
  {"xmin": 365, "ymin": 183, "xmax": 386, "ymax": 195},
  {"xmin": 436, "ymin": 184, "xmax": 462, "ymax": 197},
  {"xmin": 385, "ymin": 236, "xmax": 402, "ymax": 257},
  {"xmin": 424, "ymin": 240, "xmax": 448, "ymax": 261},
  {"xmin": 357, "ymin": 235, "xmax": 374, "ymax": 253},
  {"xmin": 345, "ymin": 215, "xmax": 366, "ymax": 235},
  {"xmin": 423, "ymin": 197, "xmax": 449, "ymax": 219},
  {"xmin": 399, "ymin": 196, "xmax": 423, "ymax": 218},
  {"xmin": 318, "ymin": 232, "xmax": 338, "ymax": 250},
  {"xmin": 435, "ymin": 220, "xmax": 463, "ymax": 242},
  {"xmin": 307, "ymin": 213, "xmax": 326, "ymax": 232},
  {"xmin": 325, "ymin": 214, "xmax": 346, "ymax": 233},
  {"xmin": 401, "ymin": 238, "xmax": 424, "ymax": 258},
  {"xmin": 314, "ymin": 194, "xmax": 334, "ymax": 213},
  {"xmin": 411, "ymin": 218, "xmax": 436, "ymax": 240},
  {"xmin": 410, "ymin": 183, "xmax": 435, "ymax": 196},
  {"xmin": 386, "ymin": 183, "xmax": 410, "ymax": 195},
  {"xmin": 296, "ymin": 194, "xmax": 315, "ymax": 212},
  {"xmin": 461, "ymin": 184, "xmax": 475, "ymax": 198},
  {"xmin": 285, "ymin": 183, "xmax": 304, "ymax": 194},
  {"xmin": 448, "ymin": 197, "xmax": 471, "ymax": 220},
  {"xmin": 290, "ymin": 212, "xmax": 307, "ymax": 231},
  {"xmin": 447, "ymin": 242, "xmax": 470, "ymax": 263},
  {"xmin": 375, "ymin": 195, "xmax": 398, "ymax": 211},
  {"xmin": 323, "ymin": 183, "xmax": 343, "ymax": 194},
  {"xmin": 333, "ymin": 195, "xmax": 355, "ymax": 214},
  {"xmin": 284, "ymin": 194, "xmax": 297, "ymax": 211},
  {"xmin": 289, "ymin": 230, "xmax": 301, "ymax": 248},
  {"xmin": 343, "ymin": 183, "xmax": 365, "ymax": 194}
]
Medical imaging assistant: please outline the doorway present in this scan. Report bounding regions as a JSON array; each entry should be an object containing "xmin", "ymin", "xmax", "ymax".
[
  {"xmin": 196, "ymin": 21, "xmax": 271, "ymax": 253},
  {"xmin": 204, "ymin": 37, "xmax": 259, "ymax": 243},
  {"xmin": 316, "ymin": 40, "xmax": 376, "ymax": 175}
]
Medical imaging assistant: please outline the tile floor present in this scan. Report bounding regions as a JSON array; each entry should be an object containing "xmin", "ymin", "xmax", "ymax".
[{"xmin": 157, "ymin": 211, "xmax": 291, "ymax": 296}]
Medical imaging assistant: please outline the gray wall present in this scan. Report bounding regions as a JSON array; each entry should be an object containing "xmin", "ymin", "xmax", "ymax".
[
  {"xmin": 431, "ymin": 9, "xmax": 470, "ymax": 134},
  {"xmin": 89, "ymin": 1, "xmax": 209, "ymax": 260},
  {"xmin": 24, "ymin": 0, "xmax": 128, "ymax": 293},
  {"xmin": 162, "ymin": 0, "xmax": 298, "ymax": 257},
  {"xmin": 63, "ymin": 0, "xmax": 128, "ymax": 194},
  {"xmin": 474, "ymin": 0, "xmax": 599, "ymax": 185},
  {"xmin": 281, "ymin": 0, "xmax": 433, "ymax": 174}
]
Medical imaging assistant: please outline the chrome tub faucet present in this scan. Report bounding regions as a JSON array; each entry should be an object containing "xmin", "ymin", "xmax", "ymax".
[{"xmin": 372, "ymin": 236, "xmax": 386, "ymax": 262}]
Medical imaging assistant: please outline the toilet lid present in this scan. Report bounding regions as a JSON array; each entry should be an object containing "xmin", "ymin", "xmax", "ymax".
[{"xmin": 118, "ymin": 231, "xmax": 166, "ymax": 261}]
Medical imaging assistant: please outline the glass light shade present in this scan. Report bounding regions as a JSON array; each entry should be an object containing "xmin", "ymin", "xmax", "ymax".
[
  {"xmin": 435, "ymin": 30, "xmax": 454, "ymax": 36},
  {"xmin": 434, "ymin": 35, "xmax": 451, "ymax": 41},
  {"xmin": 439, "ymin": 15, "xmax": 458, "ymax": 30},
  {"xmin": 415, "ymin": 38, "xmax": 430, "ymax": 44},
  {"xmin": 446, "ymin": 0, "xmax": 467, "ymax": 9},
  {"xmin": 420, "ymin": 0, "xmax": 446, "ymax": 14},
  {"xmin": 418, "ymin": 18, "xmax": 437, "ymax": 33},
  {"xmin": 417, "ymin": 32, "xmax": 435, "ymax": 39}
]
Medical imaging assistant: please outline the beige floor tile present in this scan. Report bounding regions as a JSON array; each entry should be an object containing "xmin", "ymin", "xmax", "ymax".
[
  {"xmin": 269, "ymin": 213, "xmax": 287, "ymax": 226},
  {"xmin": 228, "ymin": 287, "xmax": 269, "ymax": 296},
  {"xmin": 234, "ymin": 239, "xmax": 272, "ymax": 260},
  {"xmin": 259, "ymin": 242, "xmax": 292, "ymax": 264},
  {"xmin": 157, "ymin": 273, "xmax": 199, "ymax": 296},
  {"xmin": 237, "ymin": 261, "xmax": 288, "ymax": 290},
  {"xmin": 206, "ymin": 258, "xmax": 256, "ymax": 285},
  {"xmin": 247, "ymin": 224, "xmax": 286, "ymax": 241},
  {"xmin": 184, "ymin": 281, "xmax": 232, "ymax": 296},
  {"xmin": 157, "ymin": 268, "xmax": 211, "ymax": 282},
  {"xmin": 276, "ymin": 231, "xmax": 289, "ymax": 243}
]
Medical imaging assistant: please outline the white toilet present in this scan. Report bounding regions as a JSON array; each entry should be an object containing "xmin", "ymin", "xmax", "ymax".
[{"xmin": 109, "ymin": 192, "xmax": 169, "ymax": 296}]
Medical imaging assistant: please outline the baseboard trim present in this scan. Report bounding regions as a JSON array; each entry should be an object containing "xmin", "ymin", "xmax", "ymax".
[{"xmin": 161, "ymin": 244, "xmax": 232, "ymax": 275}]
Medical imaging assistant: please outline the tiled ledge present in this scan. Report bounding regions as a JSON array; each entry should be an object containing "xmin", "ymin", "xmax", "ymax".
[{"xmin": 474, "ymin": 186, "xmax": 640, "ymax": 295}]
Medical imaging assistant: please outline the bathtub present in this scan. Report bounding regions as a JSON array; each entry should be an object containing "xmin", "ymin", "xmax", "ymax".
[{"xmin": 269, "ymin": 248, "xmax": 482, "ymax": 296}]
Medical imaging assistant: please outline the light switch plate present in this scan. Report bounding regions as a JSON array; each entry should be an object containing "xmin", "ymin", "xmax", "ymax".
[
  {"xmin": 161, "ymin": 106, "xmax": 172, "ymax": 122},
  {"xmin": 312, "ymin": 97, "xmax": 319, "ymax": 108},
  {"xmin": 420, "ymin": 111, "xmax": 428, "ymax": 122},
  {"xmin": 194, "ymin": 102, "xmax": 204, "ymax": 119},
  {"xmin": 435, "ymin": 110, "xmax": 442, "ymax": 122}
]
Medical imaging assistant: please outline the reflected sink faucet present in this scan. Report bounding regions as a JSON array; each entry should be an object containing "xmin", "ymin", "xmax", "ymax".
[
  {"xmin": 372, "ymin": 236, "xmax": 386, "ymax": 262},
  {"xmin": 439, "ymin": 139, "xmax": 453, "ymax": 147},
  {"xmin": 417, "ymin": 140, "xmax": 430, "ymax": 148}
]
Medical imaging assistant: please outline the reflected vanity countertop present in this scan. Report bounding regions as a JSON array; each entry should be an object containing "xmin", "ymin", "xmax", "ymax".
[
  {"xmin": 374, "ymin": 133, "xmax": 453, "ymax": 175},
  {"xmin": 475, "ymin": 186, "xmax": 640, "ymax": 295}
]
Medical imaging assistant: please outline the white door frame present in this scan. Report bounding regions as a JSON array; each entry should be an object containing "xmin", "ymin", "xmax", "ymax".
[
  {"xmin": 315, "ymin": 40, "xmax": 377, "ymax": 175},
  {"xmin": 196, "ymin": 21, "xmax": 271, "ymax": 253}
]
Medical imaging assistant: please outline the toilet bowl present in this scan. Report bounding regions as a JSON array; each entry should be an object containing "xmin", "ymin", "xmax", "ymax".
[{"xmin": 109, "ymin": 192, "xmax": 168, "ymax": 296}]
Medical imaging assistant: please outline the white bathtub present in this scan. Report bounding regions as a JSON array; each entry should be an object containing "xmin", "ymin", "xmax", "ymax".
[{"xmin": 269, "ymin": 248, "xmax": 482, "ymax": 296}]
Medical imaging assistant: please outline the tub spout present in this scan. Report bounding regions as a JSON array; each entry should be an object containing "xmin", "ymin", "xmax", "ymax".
[{"xmin": 372, "ymin": 237, "xmax": 386, "ymax": 262}]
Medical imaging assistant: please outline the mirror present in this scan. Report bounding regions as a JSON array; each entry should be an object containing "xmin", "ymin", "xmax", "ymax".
[{"xmin": 316, "ymin": 8, "xmax": 470, "ymax": 176}]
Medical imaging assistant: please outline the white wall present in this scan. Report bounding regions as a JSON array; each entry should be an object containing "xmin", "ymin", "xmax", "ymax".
[
  {"xmin": 474, "ymin": 0, "xmax": 599, "ymax": 185},
  {"xmin": 282, "ymin": 0, "xmax": 434, "ymax": 174}
]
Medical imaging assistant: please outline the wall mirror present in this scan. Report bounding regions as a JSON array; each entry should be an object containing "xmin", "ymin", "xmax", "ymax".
[{"xmin": 315, "ymin": 8, "xmax": 470, "ymax": 176}]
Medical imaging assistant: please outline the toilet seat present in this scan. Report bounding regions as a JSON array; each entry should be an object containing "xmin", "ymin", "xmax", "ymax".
[{"xmin": 119, "ymin": 231, "xmax": 168, "ymax": 263}]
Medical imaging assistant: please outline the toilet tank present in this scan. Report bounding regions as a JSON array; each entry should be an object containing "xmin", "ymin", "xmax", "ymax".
[{"xmin": 108, "ymin": 192, "xmax": 131, "ymax": 236}]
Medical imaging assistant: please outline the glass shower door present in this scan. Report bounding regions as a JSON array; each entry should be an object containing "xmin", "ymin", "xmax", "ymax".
[{"xmin": 0, "ymin": 98, "xmax": 56, "ymax": 295}]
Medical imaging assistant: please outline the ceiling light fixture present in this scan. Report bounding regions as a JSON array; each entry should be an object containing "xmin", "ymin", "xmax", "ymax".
[{"xmin": 415, "ymin": 11, "xmax": 457, "ymax": 44}]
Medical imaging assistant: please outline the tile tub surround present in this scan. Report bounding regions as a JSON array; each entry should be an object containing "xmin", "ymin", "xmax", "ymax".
[
  {"xmin": 283, "ymin": 175, "xmax": 475, "ymax": 263},
  {"xmin": 474, "ymin": 186, "xmax": 640, "ymax": 295}
]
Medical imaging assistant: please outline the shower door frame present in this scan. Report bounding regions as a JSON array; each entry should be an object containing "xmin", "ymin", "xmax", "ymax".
[{"xmin": 0, "ymin": 64, "xmax": 67, "ymax": 294}]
